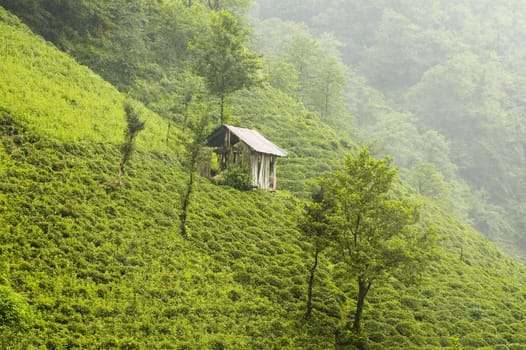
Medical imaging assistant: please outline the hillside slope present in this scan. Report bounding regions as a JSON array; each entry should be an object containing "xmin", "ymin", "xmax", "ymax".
[
  {"xmin": 0, "ymin": 7, "xmax": 332, "ymax": 348},
  {"xmin": 2, "ymin": 5, "xmax": 526, "ymax": 350},
  {"xmin": 255, "ymin": 0, "xmax": 526, "ymax": 261}
]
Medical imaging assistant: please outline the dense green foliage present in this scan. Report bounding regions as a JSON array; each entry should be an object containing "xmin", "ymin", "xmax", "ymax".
[
  {"xmin": 301, "ymin": 149, "xmax": 436, "ymax": 349},
  {"xmin": 222, "ymin": 164, "xmax": 252, "ymax": 190},
  {"xmin": 191, "ymin": 9, "xmax": 261, "ymax": 123},
  {"xmin": 319, "ymin": 149, "xmax": 434, "ymax": 346},
  {"xmin": 2, "ymin": 2, "xmax": 526, "ymax": 349},
  {"xmin": 0, "ymin": 283, "xmax": 31, "ymax": 348},
  {"xmin": 255, "ymin": 0, "xmax": 526, "ymax": 260}
]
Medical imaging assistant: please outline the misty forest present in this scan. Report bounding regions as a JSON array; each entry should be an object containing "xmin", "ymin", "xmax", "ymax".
[{"xmin": 1, "ymin": 0, "xmax": 526, "ymax": 349}]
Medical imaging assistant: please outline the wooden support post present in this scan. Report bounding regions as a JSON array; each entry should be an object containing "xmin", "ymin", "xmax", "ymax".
[{"xmin": 271, "ymin": 156, "xmax": 277, "ymax": 191}]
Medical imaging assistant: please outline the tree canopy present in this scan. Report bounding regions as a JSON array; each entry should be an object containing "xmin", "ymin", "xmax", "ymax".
[
  {"xmin": 303, "ymin": 148, "xmax": 435, "ymax": 348},
  {"xmin": 191, "ymin": 9, "xmax": 261, "ymax": 123}
]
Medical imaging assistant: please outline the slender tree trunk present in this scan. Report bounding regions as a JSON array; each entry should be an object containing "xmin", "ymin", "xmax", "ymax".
[
  {"xmin": 179, "ymin": 110, "xmax": 208, "ymax": 237},
  {"xmin": 353, "ymin": 277, "xmax": 371, "ymax": 334},
  {"xmin": 118, "ymin": 165, "xmax": 124, "ymax": 184},
  {"xmin": 166, "ymin": 122, "xmax": 171, "ymax": 145},
  {"xmin": 208, "ymin": 0, "xmax": 220, "ymax": 10},
  {"xmin": 219, "ymin": 94, "xmax": 225, "ymax": 124},
  {"xmin": 180, "ymin": 147, "xmax": 199, "ymax": 238},
  {"xmin": 305, "ymin": 247, "xmax": 319, "ymax": 319},
  {"xmin": 180, "ymin": 170, "xmax": 194, "ymax": 238},
  {"xmin": 119, "ymin": 137, "xmax": 133, "ymax": 183},
  {"xmin": 182, "ymin": 100, "xmax": 190, "ymax": 132}
]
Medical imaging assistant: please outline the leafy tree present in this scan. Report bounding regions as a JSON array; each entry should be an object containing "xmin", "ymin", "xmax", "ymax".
[
  {"xmin": 359, "ymin": 9, "xmax": 454, "ymax": 91},
  {"xmin": 407, "ymin": 162, "xmax": 448, "ymax": 198},
  {"xmin": 323, "ymin": 148, "xmax": 433, "ymax": 348},
  {"xmin": 179, "ymin": 103, "xmax": 211, "ymax": 237},
  {"xmin": 119, "ymin": 100, "xmax": 146, "ymax": 181},
  {"xmin": 263, "ymin": 55, "xmax": 300, "ymax": 96},
  {"xmin": 299, "ymin": 186, "xmax": 333, "ymax": 319},
  {"xmin": 169, "ymin": 71, "xmax": 207, "ymax": 132},
  {"xmin": 191, "ymin": 9, "xmax": 261, "ymax": 124},
  {"xmin": 0, "ymin": 0, "xmax": 107, "ymax": 49},
  {"xmin": 311, "ymin": 55, "xmax": 346, "ymax": 121},
  {"xmin": 277, "ymin": 32, "xmax": 346, "ymax": 122},
  {"xmin": 406, "ymin": 53, "xmax": 524, "ymax": 204},
  {"xmin": 253, "ymin": 18, "xmax": 312, "ymax": 55}
]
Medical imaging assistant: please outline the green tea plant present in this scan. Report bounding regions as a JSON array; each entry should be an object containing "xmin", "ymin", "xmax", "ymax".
[
  {"xmin": 223, "ymin": 164, "xmax": 252, "ymax": 190},
  {"xmin": 1, "ymin": 5, "xmax": 526, "ymax": 349}
]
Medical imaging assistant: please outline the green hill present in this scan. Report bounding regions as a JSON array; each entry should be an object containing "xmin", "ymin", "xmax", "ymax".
[
  {"xmin": 2, "ymin": 4, "xmax": 526, "ymax": 350},
  {"xmin": 255, "ymin": 0, "xmax": 526, "ymax": 261}
]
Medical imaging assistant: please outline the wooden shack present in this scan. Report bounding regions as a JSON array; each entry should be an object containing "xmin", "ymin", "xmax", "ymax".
[{"xmin": 206, "ymin": 124, "xmax": 287, "ymax": 191}]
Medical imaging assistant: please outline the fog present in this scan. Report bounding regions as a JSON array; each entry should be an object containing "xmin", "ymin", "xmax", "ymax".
[{"xmin": 253, "ymin": 0, "xmax": 526, "ymax": 258}]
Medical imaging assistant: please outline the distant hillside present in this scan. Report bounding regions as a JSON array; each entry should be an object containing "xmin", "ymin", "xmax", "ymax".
[
  {"xmin": 2, "ymin": 4, "xmax": 526, "ymax": 350},
  {"xmin": 255, "ymin": 0, "xmax": 526, "ymax": 261}
]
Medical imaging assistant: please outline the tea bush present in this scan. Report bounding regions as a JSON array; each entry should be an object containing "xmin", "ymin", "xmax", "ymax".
[{"xmin": 2, "ymin": 5, "xmax": 526, "ymax": 349}]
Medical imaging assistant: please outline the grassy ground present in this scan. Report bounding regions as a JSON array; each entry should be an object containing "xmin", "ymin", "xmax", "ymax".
[{"xmin": 2, "ymin": 6, "xmax": 526, "ymax": 349}]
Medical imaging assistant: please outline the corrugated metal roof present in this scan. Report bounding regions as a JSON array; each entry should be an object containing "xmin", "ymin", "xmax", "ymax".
[{"xmin": 207, "ymin": 125, "xmax": 288, "ymax": 157}]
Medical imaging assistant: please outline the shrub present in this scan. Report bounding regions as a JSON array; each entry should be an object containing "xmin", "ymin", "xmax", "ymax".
[
  {"xmin": 223, "ymin": 165, "xmax": 252, "ymax": 190},
  {"xmin": 0, "ymin": 285, "xmax": 31, "ymax": 347},
  {"xmin": 368, "ymin": 332, "xmax": 385, "ymax": 343},
  {"xmin": 395, "ymin": 321, "xmax": 415, "ymax": 337},
  {"xmin": 400, "ymin": 295, "xmax": 422, "ymax": 310},
  {"xmin": 510, "ymin": 332, "xmax": 526, "ymax": 343},
  {"xmin": 461, "ymin": 333, "xmax": 487, "ymax": 347},
  {"xmin": 0, "ymin": 285, "xmax": 31, "ymax": 329}
]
